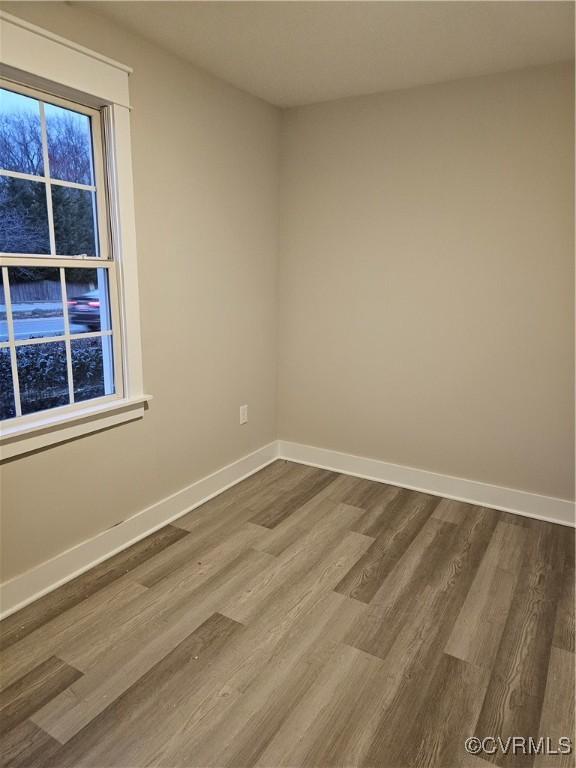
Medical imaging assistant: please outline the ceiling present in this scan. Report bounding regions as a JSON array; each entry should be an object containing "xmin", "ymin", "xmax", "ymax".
[{"xmin": 86, "ymin": 1, "xmax": 575, "ymax": 107}]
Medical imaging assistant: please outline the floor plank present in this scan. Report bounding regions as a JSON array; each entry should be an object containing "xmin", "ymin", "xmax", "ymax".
[
  {"xmin": 249, "ymin": 467, "xmax": 340, "ymax": 528},
  {"xmin": 163, "ymin": 594, "xmax": 365, "ymax": 768},
  {"xmin": 223, "ymin": 500, "xmax": 365, "ymax": 623},
  {"xmin": 534, "ymin": 645, "xmax": 575, "ymax": 768},
  {"xmin": 356, "ymin": 510, "xmax": 500, "ymax": 768},
  {"xmin": 255, "ymin": 642, "xmax": 389, "ymax": 768},
  {"xmin": 45, "ymin": 612, "xmax": 244, "ymax": 767},
  {"xmin": 445, "ymin": 521, "xmax": 526, "ymax": 668},
  {"xmin": 56, "ymin": 522, "xmax": 268, "ymax": 674},
  {"xmin": 399, "ymin": 653, "xmax": 490, "ymax": 767},
  {"xmin": 0, "ymin": 579, "xmax": 147, "ymax": 692},
  {"xmin": 433, "ymin": 497, "xmax": 479, "ymax": 525},
  {"xmin": 334, "ymin": 489, "xmax": 440, "ymax": 603},
  {"xmin": 552, "ymin": 527, "xmax": 575, "ymax": 653},
  {"xmin": 0, "ymin": 524, "xmax": 187, "ymax": 651},
  {"xmin": 474, "ymin": 523, "xmax": 565, "ymax": 768},
  {"xmin": 0, "ymin": 720, "xmax": 61, "ymax": 768},
  {"xmin": 254, "ymin": 473, "xmax": 363, "ymax": 557},
  {"xmin": 31, "ymin": 548, "xmax": 274, "ymax": 743},
  {"xmin": 0, "ymin": 656, "xmax": 82, "ymax": 734}
]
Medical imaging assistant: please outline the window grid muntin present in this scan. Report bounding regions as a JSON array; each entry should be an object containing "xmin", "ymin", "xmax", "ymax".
[
  {"xmin": 39, "ymin": 101, "xmax": 57, "ymax": 256},
  {"xmin": 0, "ymin": 80, "xmax": 123, "ymax": 424}
]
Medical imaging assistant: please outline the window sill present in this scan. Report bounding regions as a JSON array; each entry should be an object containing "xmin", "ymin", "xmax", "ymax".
[{"xmin": 0, "ymin": 395, "xmax": 152, "ymax": 460}]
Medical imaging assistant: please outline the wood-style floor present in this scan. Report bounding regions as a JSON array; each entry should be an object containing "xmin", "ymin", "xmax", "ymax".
[{"xmin": 0, "ymin": 460, "xmax": 574, "ymax": 768}]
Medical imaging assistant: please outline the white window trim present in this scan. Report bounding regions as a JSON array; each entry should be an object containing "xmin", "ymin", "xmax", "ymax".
[{"xmin": 0, "ymin": 11, "xmax": 150, "ymax": 460}]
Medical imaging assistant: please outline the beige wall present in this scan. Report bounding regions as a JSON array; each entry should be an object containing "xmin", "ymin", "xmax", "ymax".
[
  {"xmin": 0, "ymin": 2, "xmax": 280, "ymax": 581},
  {"xmin": 278, "ymin": 63, "xmax": 574, "ymax": 501}
]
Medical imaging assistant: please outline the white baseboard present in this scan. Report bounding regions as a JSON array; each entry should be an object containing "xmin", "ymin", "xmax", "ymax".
[
  {"xmin": 0, "ymin": 441, "xmax": 279, "ymax": 620},
  {"xmin": 2, "ymin": 437, "xmax": 573, "ymax": 620},
  {"xmin": 278, "ymin": 440, "xmax": 575, "ymax": 528}
]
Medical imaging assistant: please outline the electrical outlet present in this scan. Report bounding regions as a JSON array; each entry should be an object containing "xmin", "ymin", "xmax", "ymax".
[{"xmin": 239, "ymin": 404, "xmax": 248, "ymax": 425}]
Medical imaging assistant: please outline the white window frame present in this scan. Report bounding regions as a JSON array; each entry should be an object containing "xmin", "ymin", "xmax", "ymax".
[{"xmin": 0, "ymin": 12, "xmax": 150, "ymax": 460}]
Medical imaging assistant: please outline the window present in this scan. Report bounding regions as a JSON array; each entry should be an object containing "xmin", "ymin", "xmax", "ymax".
[
  {"xmin": 0, "ymin": 81, "xmax": 123, "ymax": 423},
  {"xmin": 0, "ymin": 11, "xmax": 147, "ymax": 460}
]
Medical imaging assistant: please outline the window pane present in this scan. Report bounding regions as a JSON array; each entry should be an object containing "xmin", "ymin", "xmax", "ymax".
[
  {"xmin": 16, "ymin": 341, "xmax": 69, "ymax": 415},
  {"xmin": 45, "ymin": 102, "xmax": 94, "ymax": 186},
  {"xmin": 0, "ymin": 270, "xmax": 7, "ymax": 342},
  {"xmin": 71, "ymin": 336, "xmax": 114, "ymax": 402},
  {"xmin": 66, "ymin": 268, "xmax": 111, "ymax": 333},
  {"xmin": 8, "ymin": 267, "xmax": 64, "ymax": 340},
  {"xmin": 0, "ymin": 177, "xmax": 50, "ymax": 254},
  {"xmin": 0, "ymin": 348, "xmax": 16, "ymax": 419},
  {"xmin": 0, "ymin": 88, "xmax": 44, "ymax": 176},
  {"xmin": 52, "ymin": 186, "xmax": 98, "ymax": 256}
]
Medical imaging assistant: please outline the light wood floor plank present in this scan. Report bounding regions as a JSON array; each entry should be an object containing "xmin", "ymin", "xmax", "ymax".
[
  {"xmin": 159, "ymin": 593, "xmax": 365, "ymax": 768},
  {"xmin": 433, "ymin": 497, "xmax": 479, "ymax": 525},
  {"xmin": 254, "ymin": 473, "xmax": 363, "ymax": 557},
  {"xmin": 445, "ymin": 521, "xmax": 526, "ymax": 669},
  {"xmin": 534, "ymin": 645, "xmax": 575, "ymax": 768},
  {"xmin": 223, "ymin": 500, "xmax": 365, "ymax": 623},
  {"xmin": 255, "ymin": 642, "xmax": 390, "ymax": 768},
  {"xmin": 57, "ymin": 521, "xmax": 268, "ymax": 673},
  {"xmin": 45, "ymin": 612, "xmax": 244, "ymax": 768},
  {"xmin": 31, "ymin": 548, "xmax": 274, "ymax": 743},
  {"xmin": 0, "ymin": 525, "xmax": 187, "ymax": 652},
  {"xmin": 0, "ymin": 580, "xmax": 147, "ymax": 692}
]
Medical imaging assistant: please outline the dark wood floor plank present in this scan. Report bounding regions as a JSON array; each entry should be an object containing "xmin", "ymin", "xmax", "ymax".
[
  {"xmin": 347, "ymin": 507, "xmax": 498, "ymax": 660},
  {"xmin": 357, "ymin": 509, "xmax": 500, "ymax": 768},
  {"xmin": 0, "ymin": 656, "xmax": 82, "ymax": 733},
  {"xmin": 249, "ymin": 467, "xmax": 340, "ymax": 528},
  {"xmin": 47, "ymin": 613, "xmax": 244, "ymax": 768},
  {"xmin": 552, "ymin": 564, "xmax": 575, "ymax": 654},
  {"xmin": 534, "ymin": 645, "xmax": 575, "ymax": 768},
  {"xmin": 334, "ymin": 489, "xmax": 440, "ymax": 603},
  {"xmin": 0, "ymin": 720, "xmax": 61, "ymax": 768},
  {"xmin": 552, "ymin": 526, "xmax": 575, "ymax": 653},
  {"xmin": 474, "ymin": 524, "xmax": 565, "ymax": 768},
  {"xmin": 254, "ymin": 479, "xmax": 363, "ymax": 557},
  {"xmin": 173, "ymin": 459, "xmax": 301, "ymax": 533},
  {"xmin": 399, "ymin": 653, "xmax": 490, "ymax": 767},
  {"xmin": 0, "ymin": 525, "xmax": 187, "ymax": 651}
]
